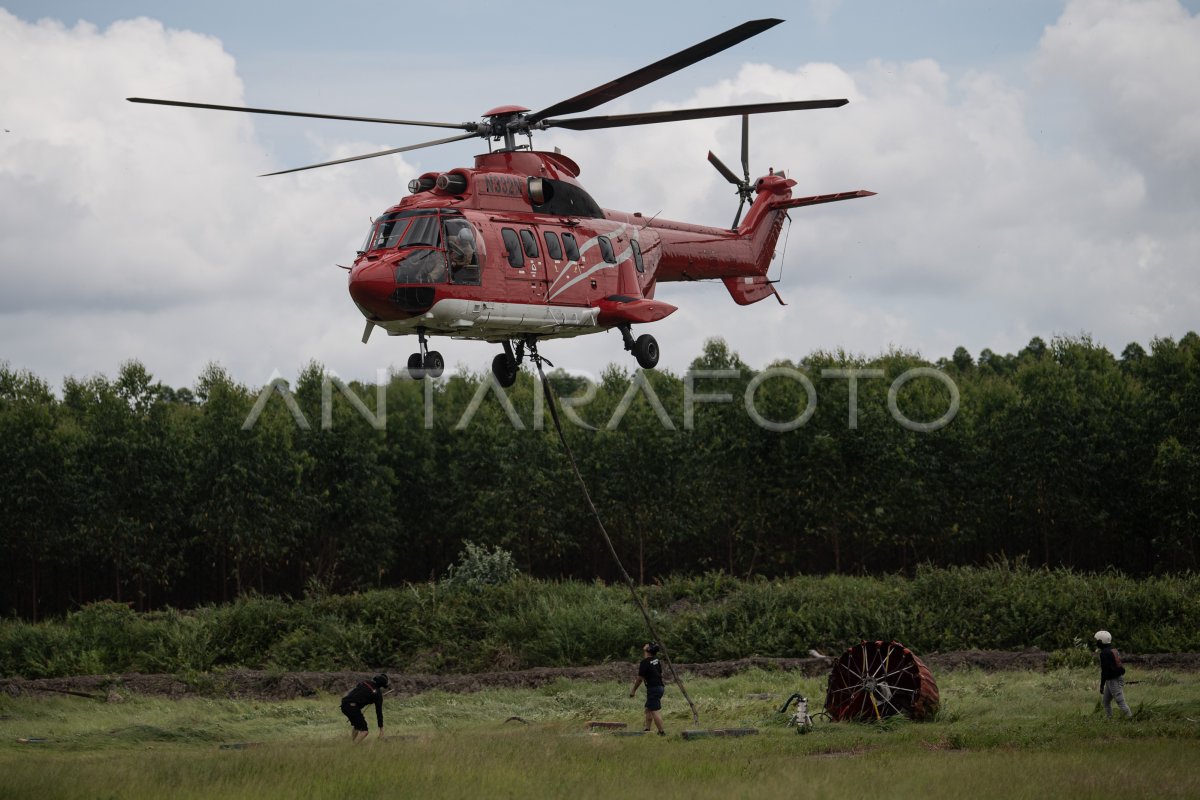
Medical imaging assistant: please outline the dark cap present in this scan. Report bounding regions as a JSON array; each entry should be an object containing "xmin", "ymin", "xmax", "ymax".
[
  {"xmin": 373, "ymin": 673, "xmax": 389, "ymax": 688},
  {"xmin": 647, "ymin": 643, "xmax": 661, "ymax": 656}
]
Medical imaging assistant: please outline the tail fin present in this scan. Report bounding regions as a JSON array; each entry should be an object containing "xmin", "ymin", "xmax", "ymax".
[{"xmin": 723, "ymin": 182, "xmax": 874, "ymax": 305}]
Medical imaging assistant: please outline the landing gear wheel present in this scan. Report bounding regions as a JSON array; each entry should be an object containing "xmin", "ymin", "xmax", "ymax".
[
  {"xmin": 632, "ymin": 334, "xmax": 660, "ymax": 369},
  {"xmin": 423, "ymin": 350, "xmax": 444, "ymax": 379},
  {"xmin": 491, "ymin": 353, "xmax": 518, "ymax": 388},
  {"xmin": 406, "ymin": 352, "xmax": 424, "ymax": 380},
  {"xmin": 824, "ymin": 640, "xmax": 940, "ymax": 722}
]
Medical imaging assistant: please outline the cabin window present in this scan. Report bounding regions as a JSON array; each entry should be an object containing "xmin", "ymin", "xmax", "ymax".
[
  {"xmin": 501, "ymin": 228, "xmax": 524, "ymax": 268},
  {"xmin": 543, "ymin": 231, "xmax": 563, "ymax": 261},
  {"xmin": 631, "ymin": 240, "xmax": 644, "ymax": 273},
  {"xmin": 519, "ymin": 229, "xmax": 539, "ymax": 259},
  {"xmin": 598, "ymin": 235, "xmax": 616, "ymax": 263},
  {"xmin": 561, "ymin": 232, "xmax": 580, "ymax": 261}
]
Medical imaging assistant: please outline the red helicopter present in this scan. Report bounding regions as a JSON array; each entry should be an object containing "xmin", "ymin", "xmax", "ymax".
[{"xmin": 129, "ymin": 18, "xmax": 872, "ymax": 387}]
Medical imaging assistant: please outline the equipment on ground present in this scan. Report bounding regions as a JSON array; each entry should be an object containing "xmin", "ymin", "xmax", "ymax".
[
  {"xmin": 127, "ymin": 19, "xmax": 872, "ymax": 383},
  {"xmin": 777, "ymin": 692, "xmax": 817, "ymax": 734},
  {"xmin": 824, "ymin": 640, "xmax": 940, "ymax": 722}
]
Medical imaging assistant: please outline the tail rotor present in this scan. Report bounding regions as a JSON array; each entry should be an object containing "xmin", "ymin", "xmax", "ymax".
[{"xmin": 707, "ymin": 114, "xmax": 753, "ymax": 228}]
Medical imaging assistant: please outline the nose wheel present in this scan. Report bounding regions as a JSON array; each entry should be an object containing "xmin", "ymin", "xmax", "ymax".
[
  {"xmin": 407, "ymin": 328, "xmax": 444, "ymax": 380},
  {"xmin": 618, "ymin": 325, "xmax": 660, "ymax": 369}
]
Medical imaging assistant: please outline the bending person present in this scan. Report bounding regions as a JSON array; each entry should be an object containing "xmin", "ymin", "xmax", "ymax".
[{"xmin": 341, "ymin": 673, "xmax": 389, "ymax": 742}]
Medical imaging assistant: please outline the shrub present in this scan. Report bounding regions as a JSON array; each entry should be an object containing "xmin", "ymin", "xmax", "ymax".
[{"xmin": 441, "ymin": 541, "xmax": 519, "ymax": 590}]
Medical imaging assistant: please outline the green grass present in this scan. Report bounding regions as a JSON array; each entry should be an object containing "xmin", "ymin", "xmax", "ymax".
[{"xmin": 1, "ymin": 668, "xmax": 1198, "ymax": 799}]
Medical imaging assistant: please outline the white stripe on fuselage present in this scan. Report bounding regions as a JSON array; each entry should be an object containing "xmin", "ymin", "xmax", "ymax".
[
  {"xmin": 546, "ymin": 223, "xmax": 638, "ymax": 301},
  {"xmin": 375, "ymin": 298, "xmax": 605, "ymax": 341}
]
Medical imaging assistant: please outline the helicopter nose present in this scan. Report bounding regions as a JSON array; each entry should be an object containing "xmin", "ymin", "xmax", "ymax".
[{"xmin": 348, "ymin": 259, "xmax": 395, "ymax": 318}]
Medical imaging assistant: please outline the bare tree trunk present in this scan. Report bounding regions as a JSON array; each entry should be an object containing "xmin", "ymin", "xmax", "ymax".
[{"xmin": 638, "ymin": 532, "xmax": 644, "ymax": 585}]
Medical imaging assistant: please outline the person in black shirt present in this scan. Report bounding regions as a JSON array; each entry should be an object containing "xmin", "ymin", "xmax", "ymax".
[
  {"xmin": 1094, "ymin": 630, "xmax": 1132, "ymax": 719},
  {"xmin": 630, "ymin": 642, "xmax": 666, "ymax": 735},
  {"xmin": 341, "ymin": 673, "xmax": 389, "ymax": 742}
]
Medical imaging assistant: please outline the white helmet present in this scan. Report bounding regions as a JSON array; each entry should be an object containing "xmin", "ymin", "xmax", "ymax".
[{"xmin": 1094, "ymin": 630, "xmax": 1112, "ymax": 645}]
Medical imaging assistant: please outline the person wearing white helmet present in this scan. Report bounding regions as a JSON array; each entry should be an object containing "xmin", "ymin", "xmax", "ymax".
[{"xmin": 1094, "ymin": 630, "xmax": 1132, "ymax": 719}]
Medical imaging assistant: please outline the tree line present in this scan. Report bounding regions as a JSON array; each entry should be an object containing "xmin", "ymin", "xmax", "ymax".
[{"xmin": 1, "ymin": 331, "xmax": 1197, "ymax": 619}]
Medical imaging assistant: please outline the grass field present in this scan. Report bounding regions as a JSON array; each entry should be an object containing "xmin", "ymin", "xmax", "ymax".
[{"xmin": 2, "ymin": 667, "xmax": 1198, "ymax": 799}]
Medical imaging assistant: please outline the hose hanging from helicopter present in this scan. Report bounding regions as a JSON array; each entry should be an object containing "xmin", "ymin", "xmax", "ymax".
[{"xmin": 528, "ymin": 343, "xmax": 700, "ymax": 726}]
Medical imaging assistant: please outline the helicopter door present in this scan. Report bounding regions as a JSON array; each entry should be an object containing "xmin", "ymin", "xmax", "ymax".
[
  {"xmin": 500, "ymin": 226, "xmax": 548, "ymax": 303},
  {"xmin": 444, "ymin": 218, "xmax": 480, "ymax": 286}
]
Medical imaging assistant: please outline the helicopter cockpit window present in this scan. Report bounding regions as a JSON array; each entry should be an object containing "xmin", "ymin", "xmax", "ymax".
[
  {"xmin": 561, "ymin": 232, "xmax": 580, "ymax": 262},
  {"xmin": 631, "ymin": 240, "xmax": 644, "ymax": 273},
  {"xmin": 369, "ymin": 216, "xmax": 406, "ymax": 250},
  {"xmin": 393, "ymin": 249, "xmax": 447, "ymax": 284},
  {"xmin": 444, "ymin": 219, "xmax": 480, "ymax": 286},
  {"xmin": 598, "ymin": 236, "xmax": 616, "ymax": 263},
  {"xmin": 501, "ymin": 228, "xmax": 524, "ymax": 268},
  {"xmin": 543, "ymin": 231, "xmax": 563, "ymax": 261},
  {"xmin": 400, "ymin": 214, "xmax": 441, "ymax": 247},
  {"xmin": 519, "ymin": 229, "xmax": 539, "ymax": 259},
  {"xmin": 375, "ymin": 212, "xmax": 447, "ymax": 283},
  {"xmin": 367, "ymin": 211, "xmax": 440, "ymax": 250}
]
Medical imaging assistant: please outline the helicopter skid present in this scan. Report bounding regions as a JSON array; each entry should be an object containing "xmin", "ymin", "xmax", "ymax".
[{"xmin": 373, "ymin": 298, "xmax": 607, "ymax": 342}]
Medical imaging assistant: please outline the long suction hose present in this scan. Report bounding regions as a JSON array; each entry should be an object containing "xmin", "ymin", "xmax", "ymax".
[{"xmin": 533, "ymin": 355, "xmax": 699, "ymax": 725}]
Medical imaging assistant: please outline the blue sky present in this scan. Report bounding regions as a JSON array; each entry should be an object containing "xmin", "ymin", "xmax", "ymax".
[{"xmin": 2, "ymin": 1, "xmax": 1198, "ymax": 390}]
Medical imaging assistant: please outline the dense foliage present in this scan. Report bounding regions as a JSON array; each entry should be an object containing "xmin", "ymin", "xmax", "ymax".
[
  {"xmin": 1, "ymin": 332, "xmax": 1198, "ymax": 619},
  {"xmin": 2, "ymin": 566, "xmax": 1197, "ymax": 677}
]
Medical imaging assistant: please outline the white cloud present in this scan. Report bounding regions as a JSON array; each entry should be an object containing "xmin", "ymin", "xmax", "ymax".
[
  {"xmin": 560, "ymin": 2, "xmax": 1199, "ymax": 367},
  {"xmin": 1037, "ymin": 0, "xmax": 1200, "ymax": 201},
  {"xmin": 0, "ymin": 11, "xmax": 419, "ymax": 388}
]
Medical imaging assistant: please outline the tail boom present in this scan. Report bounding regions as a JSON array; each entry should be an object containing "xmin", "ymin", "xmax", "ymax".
[{"xmin": 604, "ymin": 177, "xmax": 873, "ymax": 302}]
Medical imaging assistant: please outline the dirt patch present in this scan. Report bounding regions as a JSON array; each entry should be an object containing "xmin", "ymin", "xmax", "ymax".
[
  {"xmin": 3, "ymin": 652, "xmax": 1198, "ymax": 702},
  {"xmin": 925, "ymin": 649, "xmax": 1051, "ymax": 671},
  {"xmin": 924, "ymin": 649, "xmax": 1200, "ymax": 673},
  {"xmin": 809, "ymin": 744, "xmax": 875, "ymax": 758}
]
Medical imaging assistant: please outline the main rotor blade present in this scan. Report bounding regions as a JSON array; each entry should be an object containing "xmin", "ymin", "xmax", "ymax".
[
  {"xmin": 127, "ymin": 97, "xmax": 475, "ymax": 130},
  {"xmin": 541, "ymin": 99, "xmax": 847, "ymax": 131},
  {"xmin": 707, "ymin": 151, "xmax": 742, "ymax": 186},
  {"xmin": 527, "ymin": 18, "xmax": 783, "ymax": 123},
  {"xmin": 259, "ymin": 132, "xmax": 478, "ymax": 177}
]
